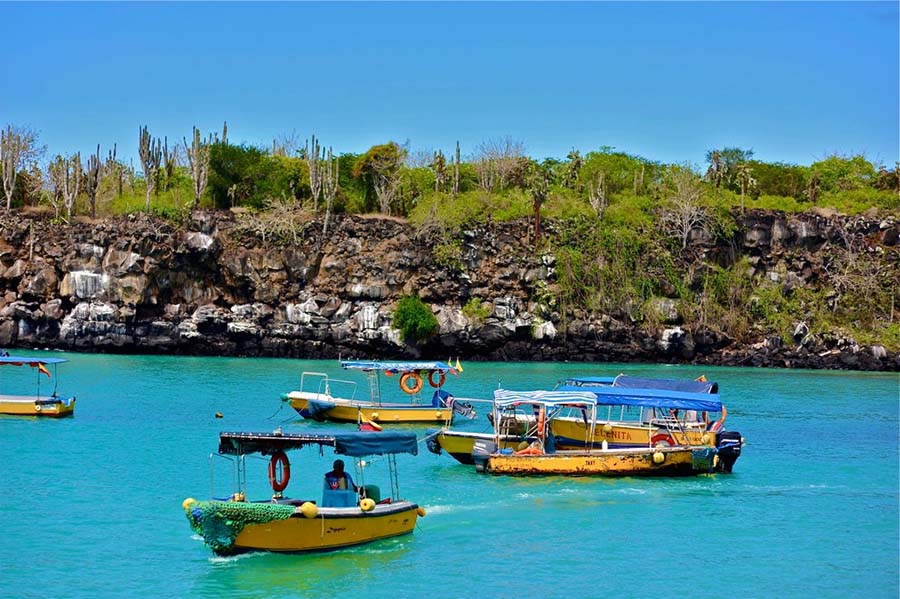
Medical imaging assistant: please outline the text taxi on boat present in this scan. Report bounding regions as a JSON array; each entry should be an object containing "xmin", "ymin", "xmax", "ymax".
[
  {"xmin": 183, "ymin": 428, "xmax": 426, "ymax": 556},
  {"xmin": 281, "ymin": 360, "xmax": 476, "ymax": 425},
  {"xmin": 0, "ymin": 354, "xmax": 75, "ymax": 417},
  {"xmin": 468, "ymin": 389, "xmax": 743, "ymax": 477},
  {"xmin": 428, "ymin": 374, "xmax": 739, "ymax": 465}
]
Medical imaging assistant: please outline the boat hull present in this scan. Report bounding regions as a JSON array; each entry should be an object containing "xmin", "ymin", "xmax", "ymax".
[
  {"xmin": 480, "ymin": 447, "xmax": 711, "ymax": 477},
  {"xmin": 288, "ymin": 393, "xmax": 452, "ymax": 425},
  {"xmin": 187, "ymin": 500, "xmax": 420, "ymax": 555},
  {"xmin": 0, "ymin": 395, "xmax": 75, "ymax": 417},
  {"xmin": 431, "ymin": 430, "xmax": 531, "ymax": 464}
]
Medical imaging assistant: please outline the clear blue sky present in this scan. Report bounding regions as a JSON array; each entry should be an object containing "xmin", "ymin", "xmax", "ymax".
[{"xmin": 1, "ymin": 1, "xmax": 897, "ymax": 167}]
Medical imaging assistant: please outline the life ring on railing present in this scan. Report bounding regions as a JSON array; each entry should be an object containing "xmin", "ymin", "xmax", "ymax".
[
  {"xmin": 428, "ymin": 370, "xmax": 446, "ymax": 388},
  {"xmin": 536, "ymin": 408, "xmax": 546, "ymax": 439},
  {"xmin": 268, "ymin": 450, "xmax": 291, "ymax": 492},
  {"xmin": 399, "ymin": 372, "xmax": 424, "ymax": 395},
  {"xmin": 651, "ymin": 433, "xmax": 676, "ymax": 448}
]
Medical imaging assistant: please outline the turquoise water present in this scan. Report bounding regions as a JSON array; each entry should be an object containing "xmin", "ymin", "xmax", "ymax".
[{"xmin": 1, "ymin": 353, "xmax": 897, "ymax": 598}]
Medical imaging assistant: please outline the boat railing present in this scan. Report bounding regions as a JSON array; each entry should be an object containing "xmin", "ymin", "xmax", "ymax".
[
  {"xmin": 299, "ymin": 371, "xmax": 358, "ymax": 401},
  {"xmin": 209, "ymin": 452, "xmax": 240, "ymax": 499}
]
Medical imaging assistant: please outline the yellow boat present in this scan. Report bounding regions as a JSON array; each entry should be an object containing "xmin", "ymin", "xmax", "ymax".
[
  {"xmin": 471, "ymin": 389, "xmax": 742, "ymax": 477},
  {"xmin": 184, "ymin": 429, "xmax": 425, "ymax": 556},
  {"xmin": 283, "ymin": 360, "xmax": 476, "ymax": 425},
  {"xmin": 0, "ymin": 355, "xmax": 75, "ymax": 417}
]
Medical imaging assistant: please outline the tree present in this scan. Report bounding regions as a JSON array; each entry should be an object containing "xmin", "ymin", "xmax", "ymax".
[
  {"xmin": 353, "ymin": 142, "xmax": 405, "ymax": 214},
  {"xmin": 660, "ymin": 168, "xmax": 710, "ymax": 250},
  {"xmin": 474, "ymin": 136, "xmax": 525, "ymax": 192},
  {"xmin": 105, "ymin": 144, "xmax": 125, "ymax": 197},
  {"xmin": 1, "ymin": 125, "xmax": 43, "ymax": 210},
  {"xmin": 453, "ymin": 141, "xmax": 460, "ymax": 196},
  {"xmin": 705, "ymin": 150, "xmax": 726, "ymax": 196},
  {"xmin": 138, "ymin": 126, "xmax": 162, "ymax": 212},
  {"xmin": 184, "ymin": 127, "xmax": 210, "ymax": 207},
  {"xmin": 47, "ymin": 156, "xmax": 67, "ymax": 219},
  {"xmin": 563, "ymin": 149, "xmax": 582, "ymax": 190},
  {"xmin": 85, "ymin": 145, "xmax": 102, "ymax": 218}
]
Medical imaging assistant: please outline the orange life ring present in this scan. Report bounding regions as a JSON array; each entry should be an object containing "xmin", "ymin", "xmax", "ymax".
[
  {"xmin": 651, "ymin": 433, "xmax": 676, "ymax": 448},
  {"xmin": 428, "ymin": 370, "xmax": 446, "ymax": 388},
  {"xmin": 399, "ymin": 372, "xmax": 424, "ymax": 395},
  {"xmin": 268, "ymin": 450, "xmax": 291, "ymax": 492}
]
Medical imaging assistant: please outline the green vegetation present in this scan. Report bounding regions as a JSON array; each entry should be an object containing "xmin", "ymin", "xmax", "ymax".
[
  {"xmin": 2, "ymin": 124, "xmax": 898, "ymax": 350},
  {"xmin": 392, "ymin": 295, "xmax": 438, "ymax": 342},
  {"xmin": 462, "ymin": 297, "xmax": 491, "ymax": 323}
]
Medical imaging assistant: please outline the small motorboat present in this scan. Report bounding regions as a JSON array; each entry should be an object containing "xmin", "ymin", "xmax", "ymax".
[
  {"xmin": 0, "ymin": 355, "xmax": 75, "ymax": 417},
  {"xmin": 184, "ymin": 429, "xmax": 426, "ymax": 555}
]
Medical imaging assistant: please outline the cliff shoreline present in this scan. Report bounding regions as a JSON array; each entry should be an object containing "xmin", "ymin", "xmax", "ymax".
[{"xmin": 1, "ymin": 210, "xmax": 897, "ymax": 371}]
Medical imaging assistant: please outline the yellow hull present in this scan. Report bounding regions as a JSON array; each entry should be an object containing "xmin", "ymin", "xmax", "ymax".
[
  {"xmin": 483, "ymin": 447, "xmax": 701, "ymax": 477},
  {"xmin": 289, "ymin": 394, "xmax": 452, "ymax": 425},
  {"xmin": 235, "ymin": 504, "xmax": 419, "ymax": 553},
  {"xmin": 432, "ymin": 430, "xmax": 530, "ymax": 465},
  {"xmin": 0, "ymin": 396, "xmax": 75, "ymax": 418},
  {"xmin": 551, "ymin": 418, "xmax": 715, "ymax": 449}
]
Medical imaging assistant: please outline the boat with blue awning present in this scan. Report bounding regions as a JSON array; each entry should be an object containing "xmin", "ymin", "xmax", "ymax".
[
  {"xmin": 429, "ymin": 374, "xmax": 741, "ymax": 466},
  {"xmin": 0, "ymin": 355, "xmax": 75, "ymax": 417},
  {"xmin": 183, "ymin": 429, "xmax": 426, "ymax": 555},
  {"xmin": 471, "ymin": 389, "xmax": 741, "ymax": 477},
  {"xmin": 282, "ymin": 360, "xmax": 476, "ymax": 425}
]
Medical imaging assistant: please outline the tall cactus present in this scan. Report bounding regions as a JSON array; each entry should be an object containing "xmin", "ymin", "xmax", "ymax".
[
  {"xmin": 322, "ymin": 146, "xmax": 339, "ymax": 238},
  {"xmin": 306, "ymin": 134, "xmax": 322, "ymax": 211},
  {"xmin": 85, "ymin": 144, "xmax": 102, "ymax": 219},
  {"xmin": 138, "ymin": 125, "xmax": 162, "ymax": 212},
  {"xmin": 184, "ymin": 126, "xmax": 210, "ymax": 208}
]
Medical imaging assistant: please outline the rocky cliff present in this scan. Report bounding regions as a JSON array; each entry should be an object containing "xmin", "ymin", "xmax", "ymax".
[{"xmin": 0, "ymin": 210, "xmax": 897, "ymax": 370}]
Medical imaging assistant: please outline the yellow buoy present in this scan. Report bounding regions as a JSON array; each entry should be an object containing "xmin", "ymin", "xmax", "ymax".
[
  {"xmin": 435, "ymin": 411, "xmax": 443, "ymax": 419},
  {"xmin": 300, "ymin": 502, "xmax": 318, "ymax": 518},
  {"xmin": 371, "ymin": 412, "xmax": 379, "ymax": 421},
  {"xmin": 602, "ymin": 423, "xmax": 613, "ymax": 435},
  {"xmin": 416, "ymin": 507, "xmax": 427, "ymax": 517},
  {"xmin": 359, "ymin": 498, "xmax": 376, "ymax": 512},
  {"xmin": 652, "ymin": 451, "xmax": 665, "ymax": 464},
  {"xmin": 215, "ymin": 412, "xmax": 223, "ymax": 419},
  {"xmin": 182, "ymin": 497, "xmax": 196, "ymax": 511},
  {"xmin": 701, "ymin": 433, "xmax": 710, "ymax": 445}
]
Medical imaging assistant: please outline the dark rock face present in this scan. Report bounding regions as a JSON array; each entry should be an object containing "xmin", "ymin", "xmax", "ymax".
[{"xmin": 0, "ymin": 210, "xmax": 897, "ymax": 371}]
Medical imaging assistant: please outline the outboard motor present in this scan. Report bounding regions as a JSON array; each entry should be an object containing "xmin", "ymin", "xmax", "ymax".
[
  {"xmin": 425, "ymin": 429, "xmax": 442, "ymax": 456},
  {"xmin": 715, "ymin": 430, "xmax": 743, "ymax": 473},
  {"xmin": 472, "ymin": 439, "xmax": 497, "ymax": 473}
]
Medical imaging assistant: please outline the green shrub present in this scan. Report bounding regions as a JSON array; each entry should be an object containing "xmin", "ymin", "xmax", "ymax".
[
  {"xmin": 462, "ymin": 297, "xmax": 491, "ymax": 323},
  {"xmin": 432, "ymin": 239, "xmax": 465, "ymax": 271},
  {"xmin": 392, "ymin": 295, "xmax": 438, "ymax": 342}
]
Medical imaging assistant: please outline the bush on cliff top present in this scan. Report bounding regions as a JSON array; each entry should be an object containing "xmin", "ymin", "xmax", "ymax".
[{"xmin": 392, "ymin": 295, "xmax": 438, "ymax": 342}]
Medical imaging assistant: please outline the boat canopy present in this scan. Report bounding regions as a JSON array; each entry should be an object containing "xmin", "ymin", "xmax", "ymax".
[
  {"xmin": 612, "ymin": 374, "xmax": 718, "ymax": 394},
  {"xmin": 218, "ymin": 430, "xmax": 419, "ymax": 457},
  {"xmin": 554, "ymin": 385, "xmax": 723, "ymax": 412},
  {"xmin": 0, "ymin": 356, "xmax": 68, "ymax": 366},
  {"xmin": 493, "ymin": 389, "xmax": 598, "ymax": 408},
  {"xmin": 341, "ymin": 360, "xmax": 457, "ymax": 374}
]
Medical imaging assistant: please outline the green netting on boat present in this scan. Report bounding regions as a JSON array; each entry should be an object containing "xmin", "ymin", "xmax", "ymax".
[{"xmin": 185, "ymin": 500, "xmax": 295, "ymax": 555}]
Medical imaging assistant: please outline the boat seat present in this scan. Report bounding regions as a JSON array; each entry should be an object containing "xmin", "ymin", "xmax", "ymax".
[{"xmin": 322, "ymin": 488, "xmax": 357, "ymax": 508}]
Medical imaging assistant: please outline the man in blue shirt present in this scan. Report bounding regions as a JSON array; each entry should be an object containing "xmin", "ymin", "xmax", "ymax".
[{"xmin": 325, "ymin": 459, "xmax": 358, "ymax": 492}]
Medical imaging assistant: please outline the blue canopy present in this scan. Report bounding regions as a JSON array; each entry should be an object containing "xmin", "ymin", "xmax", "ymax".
[
  {"xmin": 218, "ymin": 430, "xmax": 418, "ymax": 457},
  {"xmin": 493, "ymin": 389, "xmax": 598, "ymax": 408},
  {"xmin": 0, "ymin": 356, "xmax": 68, "ymax": 365},
  {"xmin": 554, "ymin": 385, "xmax": 723, "ymax": 412},
  {"xmin": 341, "ymin": 360, "xmax": 456, "ymax": 374},
  {"xmin": 612, "ymin": 374, "xmax": 718, "ymax": 394}
]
